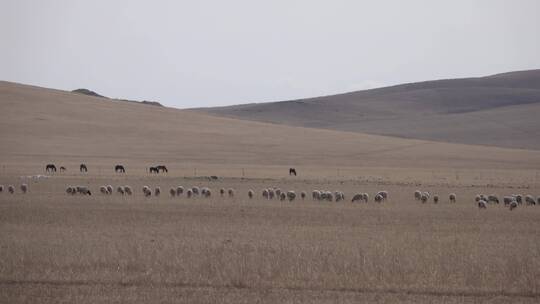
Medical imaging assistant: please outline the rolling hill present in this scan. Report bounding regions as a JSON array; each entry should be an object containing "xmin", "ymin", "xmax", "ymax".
[
  {"xmin": 1, "ymin": 80, "xmax": 540, "ymax": 178},
  {"xmin": 196, "ymin": 70, "xmax": 540, "ymax": 150}
]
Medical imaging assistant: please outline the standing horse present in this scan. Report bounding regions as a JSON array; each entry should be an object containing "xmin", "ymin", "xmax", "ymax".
[
  {"xmin": 289, "ymin": 168, "xmax": 297, "ymax": 176},
  {"xmin": 115, "ymin": 165, "xmax": 126, "ymax": 173},
  {"xmin": 80, "ymin": 164, "xmax": 88, "ymax": 172},
  {"xmin": 45, "ymin": 164, "xmax": 57, "ymax": 172},
  {"xmin": 149, "ymin": 166, "xmax": 159, "ymax": 174},
  {"xmin": 157, "ymin": 165, "xmax": 168, "ymax": 173}
]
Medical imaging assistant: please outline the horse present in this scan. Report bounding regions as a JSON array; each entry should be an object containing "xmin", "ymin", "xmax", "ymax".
[
  {"xmin": 59, "ymin": 166, "xmax": 66, "ymax": 172},
  {"xmin": 80, "ymin": 164, "xmax": 88, "ymax": 172},
  {"xmin": 45, "ymin": 164, "xmax": 57, "ymax": 172},
  {"xmin": 115, "ymin": 165, "xmax": 126, "ymax": 173},
  {"xmin": 149, "ymin": 166, "xmax": 159, "ymax": 174},
  {"xmin": 289, "ymin": 168, "xmax": 297, "ymax": 176}
]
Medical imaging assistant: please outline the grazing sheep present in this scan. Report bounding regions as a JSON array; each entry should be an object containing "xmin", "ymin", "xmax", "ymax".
[
  {"xmin": 335, "ymin": 191, "xmax": 345, "ymax": 202},
  {"xmin": 169, "ymin": 188, "xmax": 176, "ymax": 197},
  {"xmin": 76, "ymin": 186, "xmax": 91, "ymax": 195},
  {"xmin": 478, "ymin": 200, "xmax": 487, "ymax": 209},
  {"xmin": 220, "ymin": 188, "xmax": 225, "ymax": 196},
  {"xmin": 66, "ymin": 186, "xmax": 74, "ymax": 195},
  {"xmin": 351, "ymin": 193, "xmax": 363, "ymax": 203},
  {"xmin": 100, "ymin": 186, "xmax": 108, "ymax": 194},
  {"xmin": 377, "ymin": 191, "xmax": 388, "ymax": 200},
  {"xmin": 287, "ymin": 191, "xmax": 296, "ymax": 202},
  {"xmin": 433, "ymin": 195, "xmax": 439, "ymax": 204},
  {"xmin": 515, "ymin": 194, "xmax": 523, "ymax": 204},
  {"xmin": 248, "ymin": 189, "xmax": 254, "ymax": 199},
  {"xmin": 475, "ymin": 195, "xmax": 481, "ymax": 202},
  {"xmin": 106, "ymin": 185, "xmax": 113, "ymax": 195},
  {"xmin": 525, "ymin": 195, "xmax": 536, "ymax": 205},
  {"xmin": 509, "ymin": 201, "xmax": 518, "ymax": 211},
  {"xmin": 414, "ymin": 190, "xmax": 422, "ymax": 200},
  {"xmin": 155, "ymin": 187, "xmax": 161, "ymax": 197},
  {"xmin": 202, "ymin": 187, "xmax": 211, "ymax": 198},
  {"xmin": 228, "ymin": 188, "xmax": 235, "ymax": 197},
  {"xmin": 8, "ymin": 185, "xmax": 15, "ymax": 194},
  {"xmin": 117, "ymin": 186, "xmax": 125, "ymax": 195},
  {"xmin": 279, "ymin": 192, "xmax": 286, "ymax": 201},
  {"xmin": 275, "ymin": 189, "xmax": 282, "ymax": 197},
  {"xmin": 142, "ymin": 186, "xmax": 152, "ymax": 197},
  {"xmin": 20, "ymin": 184, "xmax": 28, "ymax": 194},
  {"xmin": 324, "ymin": 191, "xmax": 333, "ymax": 202},
  {"xmin": 312, "ymin": 190, "xmax": 321, "ymax": 201},
  {"xmin": 503, "ymin": 196, "xmax": 515, "ymax": 206},
  {"xmin": 176, "ymin": 186, "xmax": 184, "ymax": 196},
  {"xmin": 300, "ymin": 191, "xmax": 306, "ymax": 200},
  {"xmin": 262, "ymin": 189, "xmax": 269, "ymax": 199},
  {"xmin": 420, "ymin": 193, "xmax": 428, "ymax": 203},
  {"xmin": 423, "ymin": 192, "xmax": 430, "ymax": 199},
  {"xmin": 362, "ymin": 193, "xmax": 369, "ymax": 202},
  {"xmin": 0, "ymin": 185, "xmax": 3, "ymax": 193},
  {"xmin": 268, "ymin": 188, "xmax": 275, "ymax": 200},
  {"xmin": 124, "ymin": 186, "xmax": 132, "ymax": 195},
  {"xmin": 487, "ymin": 194, "xmax": 499, "ymax": 204},
  {"xmin": 192, "ymin": 187, "xmax": 200, "ymax": 196},
  {"xmin": 374, "ymin": 193, "xmax": 383, "ymax": 203},
  {"xmin": 449, "ymin": 193, "xmax": 456, "ymax": 203},
  {"xmin": 186, "ymin": 189, "xmax": 193, "ymax": 198}
]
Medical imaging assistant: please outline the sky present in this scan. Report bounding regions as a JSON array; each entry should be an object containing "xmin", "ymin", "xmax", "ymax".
[{"xmin": 1, "ymin": 0, "xmax": 539, "ymax": 108}]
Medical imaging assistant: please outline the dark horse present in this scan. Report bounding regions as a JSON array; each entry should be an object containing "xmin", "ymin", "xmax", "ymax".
[
  {"xmin": 45, "ymin": 164, "xmax": 57, "ymax": 172},
  {"xmin": 149, "ymin": 166, "xmax": 159, "ymax": 174},
  {"xmin": 289, "ymin": 168, "xmax": 297, "ymax": 176},
  {"xmin": 80, "ymin": 164, "xmax": 88, "ymax": 172},
  {"xmin": 157, "ymin": 165, "xmax": 168, "ymax": 173},
  {"xmin": 115, "ymin": 165, "xmax": 126, "ymax": 173}
]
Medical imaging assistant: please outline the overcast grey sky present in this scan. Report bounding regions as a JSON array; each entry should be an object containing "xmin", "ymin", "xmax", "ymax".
[{"xmin": 1, "ymin": 0, "xmax": 539, "ymax": 108}]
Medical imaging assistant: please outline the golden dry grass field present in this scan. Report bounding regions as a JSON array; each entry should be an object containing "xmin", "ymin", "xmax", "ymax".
[{"xmin": 1, "ymin": 82, "xmax": 540, "ymax": 303}]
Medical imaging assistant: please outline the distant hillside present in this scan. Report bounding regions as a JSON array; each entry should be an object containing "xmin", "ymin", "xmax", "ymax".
[
  {"xmin": 72, "ymin": 88, "xmax": 163, "ymax": 107},
  {"xmin": 196, "ymin": 70, "xmax": 540, "ymax": 150}
]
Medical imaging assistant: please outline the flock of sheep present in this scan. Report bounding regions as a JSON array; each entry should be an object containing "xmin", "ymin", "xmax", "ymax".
[
  {"xmin": 0, "ymin": 184, "xmax": 28, "ymax": 195},
  {"xmin": 3, "ymin": 183, "xmax": 540, "ymax": 212},
  {"xmin": 474, "ymin": 193, "xmax": 540, "ymax": 210}
]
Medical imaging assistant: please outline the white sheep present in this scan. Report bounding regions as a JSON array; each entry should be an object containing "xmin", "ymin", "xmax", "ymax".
[
  {"xmin": 377, "ymin": 191, "xmax": 388, "ymax": 200},
  {"xmin": 312, "ymin": 190, "xmax": 321, "ymax": 201},
  {"xmin": 515, "ymin": 194, "xmax": 523, "ymax": 204},
  {"xmin": 420, "ymin": 193, "xmax": 428, "ymax": 204},
  {"xmin": 117, "ymin": 186, "xmax": 125, "ymax": 195},
  {"xmin": 478, "ymin": 200, "xmax": 487, "ymax": 209},
  {"xmin": 176, "ymin": 186, "xmax": 184, "ymax": 196},
  {"xmin": 433, "ymin": 195, "xmax": 439, "ymax": 204},
  {"xmin": 335, "ymin": 191, "xmax": 345, "ymax": 202},
  {"xmin": 186, "ymin": 189, "xmax": 193, "ymax": 198},
  {"xmin": 20, "ymin": 184, "xmax": 28, "ymax": 194},
  {"xmin": 155, "ymin": 187, "xmax": 161, "ymax": 197},
  {"xmin": 228, "ymin": 188, "xmax": 235, "ymax": 197},
  {"xmin": 374, "ymin": 193, "xmax": 383, "ymax": 203},
  {"xmin": 503, "ymin": 196, "xmax": 515, "ymax": 206},
  {"xmin": 362, "ymin": 193, "xmax": 369, "ymax": 202},
  {"xmin": 351, "ymin": 193, "xmax": 363, "ymax": 203},
  {"xmin": 170, "ymin": 188, "xmax": 176, "ymax": 197},
  {"xmin": 414, "ymin": 190, "xmax": 422, "ymax": 200},
  {"xmin": 76, "ymin": 186, "xmax": 91, "ymax": 195},
  {"xmin": 275, "ymin": 189, "xmax": 282, "ymax": 197},
  {"xmin": 325, "ymin": 191, "xmax": 333, "ymax": 202},
  {"xmin": 262, "ymin": 189, "xmax": 269, "ymax": 199},
  {"xmin": 192, "ymin": 186, "xmax": 200, "ymax": 196},
  {"xmin": 124, "ymin": 186, "xmax": 132, "ymax": 195},
  {"xmin": 449, "ymin": 193, "xmax": 456, "ymax": 203},
  {"xmin": 268, "ymin": 188, "xmax": 275, "ymax": 199},
  {"xmin": 66, "ymin": 186, "xmax": 74, "ymax": 195},
  {"xmin": 248, "ymin": 189, "xmax": 254, "ymax": 199},
  {"xmin": 219, "ymin": 188, "xmax": 225, "ymax": 196},
  {"xmin": 106, "ymin": 185, "xmax": 113, "ymax": 195},
  {"xmin": 525, "ymin": 195, "xmax": 536, "ymax": 205},
  {"xmin": 279, "ymin": 192, "xmax": 286, "ymax": 201},
  {"xmin": 475, "ymin": 195, "xmax": 481, "ymax": 202},
  {"xmin": 8, "ymin": 185, "xmax": 15, "ymax": 194},
  {"xmin": 202, "ymin": 187, "xmax": 211, "ymax": 198},
  {"xmin": 142, "ymin": 186, "xmax": 152, "ymax": 197},
  {"xmin": 509, "ymin": 201, "xmax": 518, "ymax": 211},
  {"xmin": 100, "ymin": 186, "xmax": 108, "ymax": 194},
  {"xmin": 300, "ymin": 191, "xmax": 306, "ymax": 200},
  {"xmin": 287, "ymin": 191, "xmax": 296, "ymax": 202}
]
